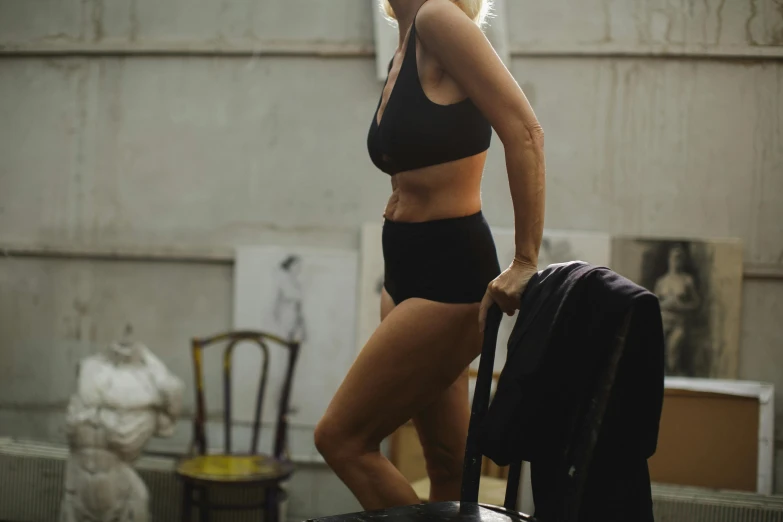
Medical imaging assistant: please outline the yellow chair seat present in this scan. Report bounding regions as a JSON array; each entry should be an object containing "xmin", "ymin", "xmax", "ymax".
[
  {"xmin": 177, "ymin": 454, "xmax": 293, "ymax": 484},
  {"xmin": 411, "ymin": 476, "xmax": 509, "ymax": 507}
]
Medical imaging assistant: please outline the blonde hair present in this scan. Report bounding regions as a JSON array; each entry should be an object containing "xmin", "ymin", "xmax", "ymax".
[{"xmin": 381, "ymin": 0, "xmax": 493, "ymax": 27}]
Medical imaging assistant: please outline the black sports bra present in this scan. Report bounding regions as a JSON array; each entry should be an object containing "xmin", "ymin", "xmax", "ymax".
[{"xmin": 367, "ymin": 18, "xmax": 492, "ymax": 176}]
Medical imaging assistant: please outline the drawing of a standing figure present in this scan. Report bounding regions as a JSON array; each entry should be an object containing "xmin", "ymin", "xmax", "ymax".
[
  {"xmin": 654, "ymin": 245, "xmax": 701, "ymax": 375},
  {"xmin": 274, "ymin": 255, "xmax": 307, "ymax": 343}
]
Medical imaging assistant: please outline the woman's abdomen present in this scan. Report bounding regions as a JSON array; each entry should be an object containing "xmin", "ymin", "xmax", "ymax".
[{"xmin": 384, "ymin": 153, "xmax": 486, "ymax": 223}]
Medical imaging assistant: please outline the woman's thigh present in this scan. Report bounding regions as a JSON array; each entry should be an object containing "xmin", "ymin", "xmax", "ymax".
[
  {"xmin": 320, "ymin": 293, "xmax": 482, "ymax": 450},
  {"xmin": 385, "ymin": 289, "xmax": 472, "ymax": 476}
]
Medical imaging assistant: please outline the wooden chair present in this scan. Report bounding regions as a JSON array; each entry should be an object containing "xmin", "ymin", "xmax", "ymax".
[
  {"xmin": 177, "ymin": 330, "xmax": 300, "ymax": 522},
  {"xmin": 307, "ymin": 303, "xmax": 634, "ymax": 522}
]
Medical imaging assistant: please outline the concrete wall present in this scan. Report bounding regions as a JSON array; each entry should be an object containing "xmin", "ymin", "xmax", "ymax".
[{"xmin": 1, "ymin": 0, "xmax": 782, "ymax": 518}]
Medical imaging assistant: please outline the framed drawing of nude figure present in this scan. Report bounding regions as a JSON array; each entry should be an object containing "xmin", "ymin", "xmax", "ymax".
[{"xmin": 610, "ymin": 237, "xmax": 743, "ymax": 378}]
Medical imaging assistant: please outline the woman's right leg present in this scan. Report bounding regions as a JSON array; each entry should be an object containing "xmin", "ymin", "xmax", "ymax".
[
  {"xmin": 411, "ymin": 368, "xmax": 470, "ymax": 502},
  {"xmin": 314, "ymin": 291, "xmax": 483, "ymax": 510},
  {"xmin": 387, "ymin": 290, "xmax": 473, "ymax": 503}
]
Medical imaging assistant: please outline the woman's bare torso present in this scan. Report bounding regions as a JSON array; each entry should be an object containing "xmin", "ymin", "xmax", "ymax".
[{"xmin": 379, "ymin": 29, "xmax": 488, "ymax": 223}]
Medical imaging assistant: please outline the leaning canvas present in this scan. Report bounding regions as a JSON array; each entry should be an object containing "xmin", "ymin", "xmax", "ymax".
[
  {"xmin": 492, "ymin": 227, "xmax": 612, "ymax": 275},
  {"xmin": 356, "ymin": 223, "xmax": 612, "ymax": 373},
  {"xmin": 491, "ymin": 227, "xmax": 612, "ymax": 370},
  {"xmin": 234, "ymin": 246, "xmax": 358, "ymax": 427},
  {"xmin": 610, "ymin": 238, "xmax": 743, "ymax": 378}
]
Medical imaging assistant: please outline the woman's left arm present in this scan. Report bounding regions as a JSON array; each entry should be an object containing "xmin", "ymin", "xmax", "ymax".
[{"xmin": 416, "ymin": 0, "xmax": 546, "ymax": 323}]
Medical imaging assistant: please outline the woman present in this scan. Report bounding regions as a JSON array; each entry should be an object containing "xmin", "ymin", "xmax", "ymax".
[{"xmin": 315, "ymin": 0, "xmax": 546, "ymax": 509}]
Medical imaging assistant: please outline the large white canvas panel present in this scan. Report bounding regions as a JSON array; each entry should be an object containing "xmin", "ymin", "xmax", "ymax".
[
  {"xmin": 490, "ymin": 228, "xmax": 612, "ymax": 370},
  {"xmin": 234, "ymin": 246, "xmax": 358, "ymax": 427},
  {"xmin": 356, "ymin": 223, "xmax": 611, "ymax": 375}
]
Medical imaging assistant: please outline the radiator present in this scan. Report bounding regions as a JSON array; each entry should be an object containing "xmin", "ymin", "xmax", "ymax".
[
  {"xmin": 651, "ymin": 483, "xmax": 783, "ymax": 522},
  {"xmin": 0, "ymin": 438, "xmax": 287, "ymax": 522},
  {"xmin": 2, "ymin": 438, "xmax": 783, "ymax": 522}
]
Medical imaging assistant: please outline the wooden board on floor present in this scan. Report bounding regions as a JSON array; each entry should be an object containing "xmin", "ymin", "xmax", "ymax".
[{"xmin": 649, "ymin": 379, "xmax": 774, "ymax": 494}]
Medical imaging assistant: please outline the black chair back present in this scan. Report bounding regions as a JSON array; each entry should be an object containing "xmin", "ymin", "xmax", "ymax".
[
  {"xmin": 461, "ymin": 304, "xmax": 633, "ymax": 521},
  {"xmin": 461, "ymin": 304, "xmax": 504, "ymax": 503}
]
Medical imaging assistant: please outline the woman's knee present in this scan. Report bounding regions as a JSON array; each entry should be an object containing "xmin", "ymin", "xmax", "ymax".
[
  {"xmin": 314, "ymin": 415, "xmax": 340, "ymax": 459},
  {"xmin": 314, "ymin": 415, "xmax": 370, "ymax": 466}
]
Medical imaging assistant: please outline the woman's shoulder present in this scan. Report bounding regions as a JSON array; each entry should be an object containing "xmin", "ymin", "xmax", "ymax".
[{"xmin": 416, "ymin": 0, "xmax": 474, "ymax": 35}]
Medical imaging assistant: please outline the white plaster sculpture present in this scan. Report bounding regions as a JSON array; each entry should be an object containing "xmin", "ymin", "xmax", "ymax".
[{"xmin": 60, "ymin": 339, "xmax": 185, "ymax": 522}]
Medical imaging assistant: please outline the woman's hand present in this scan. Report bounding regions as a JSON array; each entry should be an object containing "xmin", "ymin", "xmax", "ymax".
[{"xmin": 478, "ymin": 258, "xmax": 538, "ymax": 332}]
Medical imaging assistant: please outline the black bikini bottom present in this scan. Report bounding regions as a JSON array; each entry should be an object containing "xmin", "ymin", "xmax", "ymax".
[{"xmin": 382, "ymin": 211, "xmax": 501, "ymax": 305}]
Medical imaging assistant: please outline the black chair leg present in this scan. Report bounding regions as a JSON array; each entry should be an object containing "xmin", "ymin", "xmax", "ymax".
[
  {"xmin": 181, "ymin": 482, "xmax": 192, "ymax": 522},
  {"xmin": 504, "ymin": 460, "xmax": 523, "ymax": 510},
  {"xmin": 265, "ymin": 486, "xmax": 279, "ymax": 522}
]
